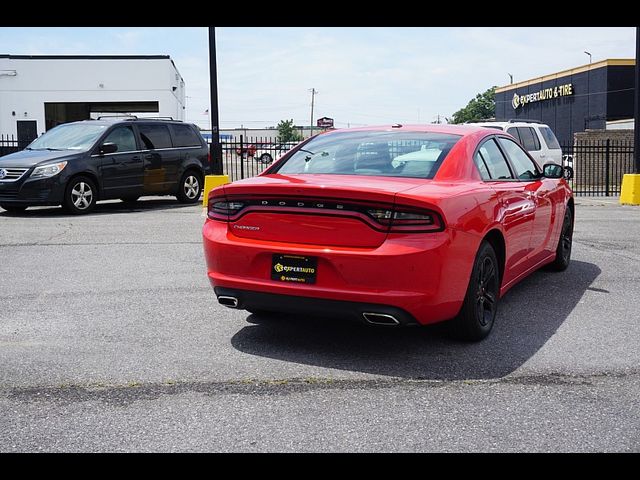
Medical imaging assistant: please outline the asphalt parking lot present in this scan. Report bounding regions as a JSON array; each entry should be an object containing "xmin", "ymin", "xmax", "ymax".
[{"xmin": 0, "ymin": 196, "xmax": 639, "ymax": 452}]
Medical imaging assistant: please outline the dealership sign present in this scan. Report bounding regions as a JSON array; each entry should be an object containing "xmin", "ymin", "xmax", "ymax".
[
  {"xmin": 317, "ymin": 117, "xmax": 334, "ymax": 128},
  {"xmin": 512, "ymin": 83, "xmax": 574, "ymax": 109}
]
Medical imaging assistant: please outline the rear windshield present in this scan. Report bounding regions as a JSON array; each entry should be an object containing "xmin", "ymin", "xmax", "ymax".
[{"xmin": 273, "ymin": 131, "xmax": 461, "ymax": 179}]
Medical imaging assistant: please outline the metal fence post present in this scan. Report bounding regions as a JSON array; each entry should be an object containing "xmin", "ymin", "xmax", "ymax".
[
  {"xmin": 605, "ymin": 139, "xmax": 611, "ymax": 197},
  {"xmin": 240, "ymin": 135, "xmax": 245, "ymax": 180}
]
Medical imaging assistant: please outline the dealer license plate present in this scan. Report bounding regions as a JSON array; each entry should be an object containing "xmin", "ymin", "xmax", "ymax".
[{"xmin": 271, "ymin": 254, "xmax": 318, "ymax": 284}]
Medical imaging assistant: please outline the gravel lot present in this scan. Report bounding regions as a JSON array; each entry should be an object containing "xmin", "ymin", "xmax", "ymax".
[{"xmin": 0, "ymin": 195, "xmax": 638, "ymax": 452}]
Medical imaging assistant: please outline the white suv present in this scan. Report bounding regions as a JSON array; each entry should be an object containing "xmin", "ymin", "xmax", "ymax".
[{"xmin": 468, "ymin": 120, "xmax": 563, "ymax": 169}]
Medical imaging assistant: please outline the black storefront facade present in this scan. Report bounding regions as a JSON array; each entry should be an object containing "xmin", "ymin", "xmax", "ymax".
[{"xmin": 495, "ymin": 59, "xmax": 635, "ymax": 146}]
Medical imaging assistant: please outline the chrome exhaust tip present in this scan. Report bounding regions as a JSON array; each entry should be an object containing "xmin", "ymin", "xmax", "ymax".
[
  {"xmin": 362, "ymin": 312, "xmax": 400, "ymax": 326},
  {"xmin": 218, "ymin": 296, "xmax": 239, "ymax": 308}
]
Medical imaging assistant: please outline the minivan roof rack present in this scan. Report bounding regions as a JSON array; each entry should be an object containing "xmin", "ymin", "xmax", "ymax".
[
  {"xmin": 508, "ymin": 118, "xmax": 544, "ymax": 124},
  {"xmin": 96, "ymin": 114, "xmax": 138, "ymax": 120},
  {"xmin": 133, "ymin": 116, "xmax": 177, "ymax": 121},
  {"xmin": 95, "ymin": 115, "xmax": 179, "ymax": 122}
]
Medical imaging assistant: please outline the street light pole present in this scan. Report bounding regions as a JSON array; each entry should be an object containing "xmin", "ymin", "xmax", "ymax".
[
  {"xmin": 584, "ymin": 51, "xmax": 592, "ymax": 64},
  {"xmin": 508, "ymin": 73, "xmax": 513, "ymax": 84}
]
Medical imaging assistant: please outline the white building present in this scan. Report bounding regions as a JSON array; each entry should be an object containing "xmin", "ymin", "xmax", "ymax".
[{"xmin": 0, "ymin": 54, "xmax": 185, "ymax": 143}]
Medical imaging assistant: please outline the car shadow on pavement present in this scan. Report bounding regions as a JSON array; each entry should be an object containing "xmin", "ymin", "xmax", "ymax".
[
  {"xmin": 0, "ymin": 198, "xmax": 199, "ymax": 218},
  {"xmin": 230, "ymin": 260, "xmax": 601, "ymax": 380}
]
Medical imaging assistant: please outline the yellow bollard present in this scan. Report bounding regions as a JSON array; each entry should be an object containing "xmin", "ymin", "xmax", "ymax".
[
  {"xmin": 620, "ymin": 174, "xmax": 640, "ymax": 205},
  {"xmin": 202, "ymin": 175, "xmax": 230, "ymax": 207}
]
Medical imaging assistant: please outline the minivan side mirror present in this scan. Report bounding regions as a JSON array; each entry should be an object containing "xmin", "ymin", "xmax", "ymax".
[
  {"xmin": 542, "ymin": 162, "xmax": 563, "ymax": 179},
  {"xmin": 100, "ymin": 142, "xmax": 118, "ymax": 155}
]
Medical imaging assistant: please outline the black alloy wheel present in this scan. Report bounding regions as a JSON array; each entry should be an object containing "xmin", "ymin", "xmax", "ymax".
[
  {"xmin": 450, "ymin": 240, "xmax": 500, "ymax": 341},
  {"xmin": 548, "ymin": 206, "xmax": 573, "ymax": 271}
]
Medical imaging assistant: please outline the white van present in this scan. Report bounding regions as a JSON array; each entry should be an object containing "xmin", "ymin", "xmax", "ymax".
[{"xmin": 468, "ymin": 120, "xmax": 563, "ymax": 169}]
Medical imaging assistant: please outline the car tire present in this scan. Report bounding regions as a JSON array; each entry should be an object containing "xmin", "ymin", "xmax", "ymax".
[
  {"xmin": 449, "ymin": 240, "xmax": 500, "ymax": 342},
  {"xmin": 0, "ymin": 204, "xmax": 28, "ymax": 213},
  {"xmin": 563, "ymin": 166, "xmax": 574, "ymax": 180},
  {"xmin": 548, "ymin": 206, "xmax": 573, "ymax": 272},
  {"xmin": 260, "ymin": 153, "xmax": 273, "ymax": 164},
  {"xmin": 176, "ymin": 170, "xmax": 202, "ymax": 204},
  {"xmin": 63, "ymin": 176, "xmax": 98, "ymax": 215},
  {"xmin": 121, "ymin": 196, "xmax": 140, "ymax": 204}
]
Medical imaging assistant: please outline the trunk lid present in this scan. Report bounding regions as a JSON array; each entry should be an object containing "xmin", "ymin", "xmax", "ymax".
[{"xmin": 219, "ymin": 174, "xmax": 427, "ymax": 248}]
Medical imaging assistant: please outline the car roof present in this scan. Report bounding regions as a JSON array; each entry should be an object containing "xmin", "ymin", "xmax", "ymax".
[{"xmin": 320, "ymin": 123, "xmax": 494, "ymax": 138}]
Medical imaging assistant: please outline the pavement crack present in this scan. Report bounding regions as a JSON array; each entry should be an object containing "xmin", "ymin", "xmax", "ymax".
[{"xmin": 3, "ymin": 371, "xmax": 638, "ymax": 407}]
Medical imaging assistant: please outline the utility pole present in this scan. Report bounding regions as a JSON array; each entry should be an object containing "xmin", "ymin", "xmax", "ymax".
[
  {"xmin": 309, "ymin": 88, "xmax": 317, "ymax": 137},
  {"xmin": 208, "ymin": 27, "xmax": 223, "ymax": 175}
]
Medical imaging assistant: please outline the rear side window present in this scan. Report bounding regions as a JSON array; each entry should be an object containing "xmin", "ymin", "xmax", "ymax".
[
  {"xmin": 171, "ymin": 124, "xmax": 203, "ymax": 147},
  {"xmin": 538, "ymin": 126, "xmax": 561, "ymax": 149},
  {"xmin": 497, "ymin": 137, "xmax": 539, "ymax": 180},
  {"xmin": 517, "ymin": 127, "xmax": 541, "ymax": 151},
  {"xmin": 476, "ymin": 139, "xmax": 513, "ymax": 180},
  {"xmin": 138, "ymin": 124, "xmax": 172, "ymax": 149}
]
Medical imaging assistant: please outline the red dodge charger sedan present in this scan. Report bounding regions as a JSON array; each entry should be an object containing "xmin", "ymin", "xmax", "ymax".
[{"xmin": 203, "ymin": 124, "xmax": 573, "ymax": 341}]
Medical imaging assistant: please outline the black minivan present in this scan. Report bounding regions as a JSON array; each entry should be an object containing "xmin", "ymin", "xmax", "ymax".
[{"xmin": 0, "ymin": 118, "xmax": 210, "ymax": 214}]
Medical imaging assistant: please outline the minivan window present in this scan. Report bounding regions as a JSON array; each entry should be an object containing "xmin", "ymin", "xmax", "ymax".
[
  {"xmin": 517, "ymin": 127, "xmax": 541, "ymax": 151},
  {"xmin": 171, "ymin": 124, "xmax": 202, "ymax": 147},
  {"xmin": 28, "ymin": 123, "xmax": 108, "ymax": 151},
  {"xmin": 102, "ymin": 126, "xmax": 137, "ymax": 153},
  {"xmin": 539, "ymin": 126, "xmax": 561, "ymax": 149},
  {"xmin": 138, "ymin": 124, "xmax": 172, "ymax": 149}
]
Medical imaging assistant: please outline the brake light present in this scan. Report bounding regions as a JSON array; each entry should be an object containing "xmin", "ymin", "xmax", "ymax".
[
  {"xmin": 208, "ymin": 197, "xmax": 245, "ymax": 221},
  {"xmin": 366, "ymin": 207, "xmax": 443, "ymax": 232}
]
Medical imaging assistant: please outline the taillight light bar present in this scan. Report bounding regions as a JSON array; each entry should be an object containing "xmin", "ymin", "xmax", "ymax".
[
  {"xmin": 366, "ymin": 207, "xmax": 443, "ymax": 232},
  {"xmin": 207, "ymin": 196, "xmax": 444, "ymax": 233}
]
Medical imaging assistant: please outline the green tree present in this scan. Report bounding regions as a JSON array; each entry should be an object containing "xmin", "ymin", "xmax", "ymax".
[
  {"xmin": 448, "ymin": 86, "xmax": 497, "ymax": 124},
  {"xmin": 277, "ymin": 119, "xmax": 303, "ymax": 142}
]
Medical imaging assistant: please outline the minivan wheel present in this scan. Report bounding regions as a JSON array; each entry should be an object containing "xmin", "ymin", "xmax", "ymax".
[
  {"xmin": 177, "ymin": 171, "xmax": 202, "ymax": 203},
  {"xmin": 63, "ymin": 176, "xmax": 97, "ymax": 214},
  {"xmin": 0, "ymin": 204, "xmax": 28, "ymax": 213},
  {"xmin": 449, "ymin": 240, "xmax": 500, "ymax": 342}
]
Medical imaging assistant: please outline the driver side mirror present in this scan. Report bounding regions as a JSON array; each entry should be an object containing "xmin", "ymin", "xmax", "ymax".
[
  {"xmin": 99, "ymin": 142, "xmax": 118, "ymax": 155},
  {"xmin": 542, "ymin": 162, "xmax": 563, "ymax": 179}
]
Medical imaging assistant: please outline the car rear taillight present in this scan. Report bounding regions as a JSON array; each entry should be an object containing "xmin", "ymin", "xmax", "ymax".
[
  {"xmin": 366, "ymin": 207, "xmax": 443, "ymax": 233},
  {"xmin": 208, "ymin": 197, "xmax": 245, "ymax": 221}
]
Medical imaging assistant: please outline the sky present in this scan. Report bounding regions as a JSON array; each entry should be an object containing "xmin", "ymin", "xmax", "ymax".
[{"xmin": 0, "ymin": 27, "xmax": 636, "ymax": 130}]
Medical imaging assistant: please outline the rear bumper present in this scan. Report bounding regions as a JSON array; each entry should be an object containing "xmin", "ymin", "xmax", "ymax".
[
  {"xmin": 214, "ymin": 287, "xmax": 419, "ymax": 325},
  {"xmin": 203, "ymin": 219, "xmax": 480, "ymax": 325}
]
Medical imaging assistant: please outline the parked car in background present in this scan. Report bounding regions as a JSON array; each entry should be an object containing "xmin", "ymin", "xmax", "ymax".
[
  {"xmin": 254, "ymin": 142, "xmax": 299, "ymax": 164},
  {"xmin": 235, "ymin": 144, "xmax": 257, "ymax": 159},
  {"xmin": 204, "ymin": 124, "xmax": 574, "ymax": 341},
  {"xmin": 0, "ymin": 117, "xmax": 210, "ymax": 214},
  {"xmin": 468, "ymin": 120, "xmax": 563, "ymax": 168}
]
